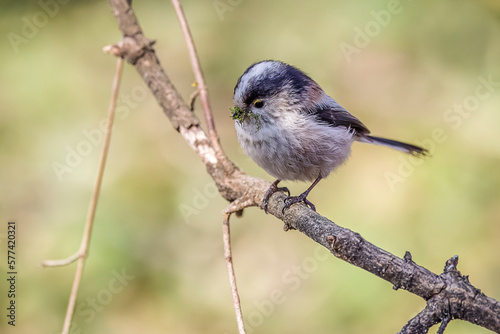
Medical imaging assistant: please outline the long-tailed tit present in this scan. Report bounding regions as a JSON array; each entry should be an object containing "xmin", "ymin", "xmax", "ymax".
[{"xmin": 231, "ymin": 60, "xmax": 427, "ymax": 213}]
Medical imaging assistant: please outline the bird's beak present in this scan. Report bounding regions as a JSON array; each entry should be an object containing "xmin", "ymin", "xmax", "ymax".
[{"xmin": 231, "ymin": 106, "xmax": 248, "ymax": 122}]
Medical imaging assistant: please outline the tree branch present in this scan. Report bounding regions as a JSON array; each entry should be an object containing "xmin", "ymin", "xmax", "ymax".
[
  {"xmin": 399, "ymin": 304, "xmax": 442, "ymax": 334},
  {"xmin": 222, "ymin": 212, "xmax": 246, "ymax": 334},
  {"xmin": 170, "ymin": 0, "xmax": 221, "ymax": 154},
  {"xmin": 108, "ymin": 0, "xmax": 500, "ymax": 332},
  {"xmin": 42, "ymin": 56, "xmax": 125, "ymax": 334}
]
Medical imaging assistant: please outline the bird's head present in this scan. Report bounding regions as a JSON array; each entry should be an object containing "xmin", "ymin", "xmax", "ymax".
[{"xmin": 231, "ymin": 60, "xmax": 327, "ymax": 127}]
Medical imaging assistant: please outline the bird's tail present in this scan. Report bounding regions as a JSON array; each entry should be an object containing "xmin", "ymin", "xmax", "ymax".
[{"xmin": 357, "ymin": 135, "xmax": 428, "ymax": 156}]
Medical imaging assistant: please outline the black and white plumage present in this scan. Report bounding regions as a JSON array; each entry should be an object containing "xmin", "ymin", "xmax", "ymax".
[{"xmin": 232, "ymin": 60, "xmax": 427, "ymax": 212}]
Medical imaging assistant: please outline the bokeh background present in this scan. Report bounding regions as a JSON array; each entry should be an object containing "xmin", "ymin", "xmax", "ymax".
[{"xmin": 1, "ymin": 0, "xmax": 500, "ymax": 333}]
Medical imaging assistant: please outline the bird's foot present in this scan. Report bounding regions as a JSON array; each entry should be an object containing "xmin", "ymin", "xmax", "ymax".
[
  {"xmin": 283, "ymin": 193, "xmax": 316, "ymax": 213},
  {"xmin": 263, "ymin": 180, "xmax": 290, "ymax": 214}
]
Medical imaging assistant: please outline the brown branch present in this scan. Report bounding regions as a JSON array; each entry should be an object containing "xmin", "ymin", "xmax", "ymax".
[
  {"xmin": 108, "ymin": 0, "xmax": 500, "ymax": 332},
  {"xmin": 42, "ymin": 56, "xmax": 125, "ymax": 334},
  {"xmin": 437, "ymin": 317, "xmax": 452, "ymax": 334},
  {"xmin": 222, "ymin": 212, "xmax": 246, "ymax": 334},
  {"xmin": 399, "ymin": 304, "xmax": 442, "ymax": 334},
  {"xmin": 170, "ymin": 0, "xmax": 222, "ymax": 154}
]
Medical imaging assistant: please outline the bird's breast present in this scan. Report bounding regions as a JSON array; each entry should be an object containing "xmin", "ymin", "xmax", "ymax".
[{"xmin": 235, "ymin": 113, "xmax": 355, "ymax": 181}]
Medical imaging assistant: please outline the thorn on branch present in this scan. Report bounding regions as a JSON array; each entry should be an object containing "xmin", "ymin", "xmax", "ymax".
[
  {"xmin": 443, "ymin": 255, "xmax": 459, "ymax": 273},
  {"xmin": 404, "ymin": 251, "xmax": 413, "ymax": 263},
  {"xmin": 393, "ymin": 251, "xmax": 415, "ymax": 291}
]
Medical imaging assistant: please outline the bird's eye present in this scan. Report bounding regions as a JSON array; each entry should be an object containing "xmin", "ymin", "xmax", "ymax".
[{"xmin": 253, "ymin": 99, "xmax": 264, "ymax": 108}]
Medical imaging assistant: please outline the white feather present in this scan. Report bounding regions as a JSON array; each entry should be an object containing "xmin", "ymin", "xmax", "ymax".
[{"xmin": 236, "ymin": 111, "xmax": 354, "ymax": 182}]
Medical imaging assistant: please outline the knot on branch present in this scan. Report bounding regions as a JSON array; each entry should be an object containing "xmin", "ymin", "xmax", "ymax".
[
  {"xmin": 436, "ymin": 255, "xmax": 482, "ymax": 316},
  {"xmin": 116, "ymin": 35, "xmax": 155, "ymax": 65},
  {"xmin": 400, "ymin": 255, "xmax": 499, "ymax": 333}
]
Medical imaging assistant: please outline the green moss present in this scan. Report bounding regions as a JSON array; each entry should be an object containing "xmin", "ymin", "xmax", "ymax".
[{"xmin": 229, "ymin": 106, "xmax": 261, "ymax": 129}]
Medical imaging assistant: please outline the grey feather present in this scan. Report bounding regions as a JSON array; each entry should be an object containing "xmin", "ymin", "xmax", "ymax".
[{"xmin": 314, "ymin": 105, "xmax": 370, "ymax": 135}]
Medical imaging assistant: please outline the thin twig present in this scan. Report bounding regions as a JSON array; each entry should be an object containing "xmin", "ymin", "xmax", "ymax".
[
  {"xmin": 170, "ymin": 4, "xmax": 245, "ymax": 329},
  {"xmin": 40, "ymin": 253, "xmax": 80, "ymax": 267},
  {"xmin": 188, "ymin": 88, "xmax": 200, "ymax": 111},
  {"xmin": 222, "ymin": 213, "xmax": 246, "ymax": 334},
  {"xmin": 170, "ymin": 0, "xmax": 222, "ymax": 153},
  {"xmin": 398, "ymin": 305, "xmax": 440, "ymax": 334},
  {"xmin": 42, "ymin": 57, "xmax": 124, "ymax": 334},
  {"xmin": 437, "ymin": 317, "xmax": 451, "ymax": 334}
]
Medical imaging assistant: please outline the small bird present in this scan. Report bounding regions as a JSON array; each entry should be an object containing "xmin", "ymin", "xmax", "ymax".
[{"xmin": 231, "ymin": 60, "xmax": 427, "ymax": 213}]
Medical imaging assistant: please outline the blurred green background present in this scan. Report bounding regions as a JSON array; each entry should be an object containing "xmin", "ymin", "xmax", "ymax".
[{"xmin": 1, "ymin": 0, "xmax": 500, "ymax": 333}]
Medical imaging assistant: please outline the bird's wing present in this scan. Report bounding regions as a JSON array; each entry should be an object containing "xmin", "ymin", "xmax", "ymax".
[{"xmin": 314, "ymin": 105, "xmax": 370, "ymax": 135}]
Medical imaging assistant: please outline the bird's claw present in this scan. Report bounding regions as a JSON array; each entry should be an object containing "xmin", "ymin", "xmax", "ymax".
[
  {"xmin": 263, "ymin": 183, "xmax": 290, "ymax": 214},
  {"xmin": 282, "ymin": 195, "xmax": 316, "ymax": 213},
  {"xmin": 279, "ymin": 187, "xmax": 291, "ymax": 198}
]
